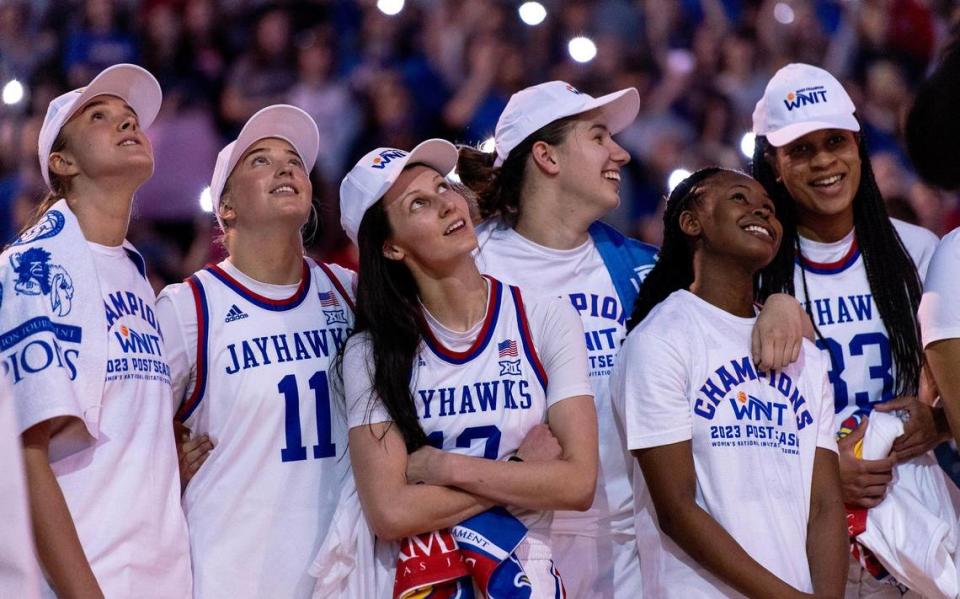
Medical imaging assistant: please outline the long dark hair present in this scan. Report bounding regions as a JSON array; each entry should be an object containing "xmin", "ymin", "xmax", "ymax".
[
  {"xmin": 627, "ymin": 167, "xmax": 724, "ymax": 331},
  {"xmin": 752, "ymin": 128, "xmax": 924, "ymax": 397},
  {"xmin": 457, "ymin": 116, "xmax": 578, "ymax": 227},
  {"xmin": 334, "ymin": 201, "xmax": 429, "ymax": 452}
]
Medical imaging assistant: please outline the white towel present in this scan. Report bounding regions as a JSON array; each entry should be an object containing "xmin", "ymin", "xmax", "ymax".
[
  {"xmin": 0, "ymin": 200, "xmax": 120, "ymax": 459},
  {"xmin": 856, "ymin": 411, "xmax": 960, "ymax": 599}
]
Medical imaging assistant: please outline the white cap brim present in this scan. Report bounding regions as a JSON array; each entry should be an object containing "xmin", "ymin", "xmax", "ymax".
[
  {"xmin": 40, "ymin": 63, "xmax": 162, "ymax": 187},
  {"xmin": 589, "ymin": 87, "xmax": 641, "ymax": 136},
  {"xmin": 765, "ymin": 114, "xmax": 861, "ymax": 147},
  {"xmin": 493, "ymin": 87, "xmax": 639, "ymax": 167},
  {"xmin": 339, "ymin": 138, "xmax": 459, "ymax": 245},
  {"xmin": 210, "ymin": 104, "xmax": 320, "ymax": 228}
]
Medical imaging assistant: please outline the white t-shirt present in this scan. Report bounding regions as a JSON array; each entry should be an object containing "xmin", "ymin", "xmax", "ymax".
[
  {"xmin": 474, "ymin": 221, "xmax": 635, "ymax": 537},
  {"xmin": 344, "ymin": 278, "xmax": 591, "ymax": 559},
  {"xmin": 919, "ymin": 228, "xmax": 960, "ymax": 347},
  {"xmin": 612, "ymin": 290, "xmax": 837, "ymax": 598},
  {"xmin": 794, "ymin": 219, "xmax": 937, "ymax": 426},
  {"xmin": 157, "ymin": 258, "xmax": 355, "ymax": 599},
  {"xmin": 36, "ymin": 242, "xmax": 191, "ymax": 598},
  {"xmin": 0, "ymin": 373, "xmax": 40, "ymax": 599}
]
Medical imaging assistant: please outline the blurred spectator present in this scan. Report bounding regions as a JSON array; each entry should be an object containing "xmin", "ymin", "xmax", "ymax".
[
  {"xmin": 220, "ymin": 7, "xmax": 297, "ymax": 132},
  {"xmin": 63, "ymin": 0, "xmax": 139, "ymax": 86}
]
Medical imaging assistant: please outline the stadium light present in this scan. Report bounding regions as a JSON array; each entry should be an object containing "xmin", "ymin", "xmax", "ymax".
[
  {"xmin": 2, "ymin": 79, "xmax": 24, "ymax": 105},
  {"xmin": 518, "ymin": 2, "xmax": 547, "ymax": 26},
  {"xmin": 773, "ymin": 2, "xmax": 795, "ymax": 25},
  {"xmin": 480, "ymin": 137, "xmax": 496, "ymax": 153},
  {"xmin": 740, "ymin": 132, "xmax": 756, "ymax": 159},
  {"xmin": 668, "ymin": 168, "xmax": 691, "ymax": 192},
  {"xmin": 199, "ymin": 186, "xmax": 213, "ymax": 213},
  {"xmin": 377, "ymin": 0, "xmax": 404, "ymax": 16},
  {"xmin": 568, "ymin": 36, "xmax": 597, "ymax": 64}
]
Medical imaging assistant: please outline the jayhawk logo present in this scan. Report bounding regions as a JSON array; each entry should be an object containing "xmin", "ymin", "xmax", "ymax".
[
  {"xmin": 12, "ymin": 210, "xmax": 65, "ymax": 246},
  {"xmin": 10, "ymin": 247, "xmax": 75, "ymax": 316}
]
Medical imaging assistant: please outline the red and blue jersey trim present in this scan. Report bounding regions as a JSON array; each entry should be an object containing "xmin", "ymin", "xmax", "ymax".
[
  {"xmin": 316, "ymin": 261, "xmax": 356, "ymax": 313},
  {"xmin": 797, "ymin": 238, "xmax": 861, "ymax": 275},
  {"xmin": 549, "ymin": 560, "xmax": 567, "ymax": 599},
  {"xmin": 204, "ymin": 260, "xmax": 311, "ymax": 311},
  {"xmin": 421, "ymin": 276, "xmax": 502, "ymax": 365},
  {"xmin": 175, "ymin": 275, "xmax": 209, "ymax": 422},
  {"xmin": 510, "ymin": 285, "xmax": 548, "ymax": 392}
]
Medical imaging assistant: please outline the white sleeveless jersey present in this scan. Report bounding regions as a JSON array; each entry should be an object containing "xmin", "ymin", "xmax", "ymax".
[
  {"xmin": 413, "ymin": 277, "xmax": 552, "ymax": 532},
  {"xmin": 163, "ymin": 258, "xmax": 354, "ymax": 599},
  {"xmin": 794, "ymin": 219, "xmax": 938, "ymax": 427}
]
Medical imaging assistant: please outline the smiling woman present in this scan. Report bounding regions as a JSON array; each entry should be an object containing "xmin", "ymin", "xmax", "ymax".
[
  {"xmin": 752, "ymin": 63, "xmax": 947, "ymax": 597},
  {"xmin": 336, "ymin": 138, "xmax": 598, "ymax": 597},
  {"xmin": 613, "ymin": 167, "xmax": 847, "ymax": 598},
  {"xmin": 155, "ymin": 105, "xmax": 357, "ymax": 599},
  {"xmin": 0, "ymin": 64, "xmax": 192, "ymax": 598}
]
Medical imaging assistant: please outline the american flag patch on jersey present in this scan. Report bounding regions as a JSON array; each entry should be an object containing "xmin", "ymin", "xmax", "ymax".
[
  {"xmin": 498, "ymin": 339, "xmax": 518, "ymax": 358},
  {"xmin": 318, "ymin": 291, "xmax": 339, "ymax": 307}
]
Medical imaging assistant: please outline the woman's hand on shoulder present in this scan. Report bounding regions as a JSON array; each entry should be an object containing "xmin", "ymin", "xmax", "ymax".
[{"xmin": 753, "ymin": 293, "xmax": 809, "ymax": 371}]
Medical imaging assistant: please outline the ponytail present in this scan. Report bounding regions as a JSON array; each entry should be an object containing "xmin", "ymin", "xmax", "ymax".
[{"xmin": 457, "ymin": 116, "xmax": 577, "ymax": 227}]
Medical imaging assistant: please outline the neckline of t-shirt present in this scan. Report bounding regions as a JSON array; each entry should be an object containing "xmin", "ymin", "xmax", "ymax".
[
  {"xmin": 86, "ymin": 240, "xmax": 127, "ymax": 258},
  {"xmin": 676, "ymin": 289, "xmax": 757, "ymax": 326},
  {"xmin": 500, "ymin": 226, "xmax": 595, "ymax": 259},
  {"xmin": 219, "ymin": 259, "xmax": 302, "ymax": 299},
  {"xmin": 798, "ymin": 227, "xmax": 856, "ymax": 261},
  {"xmin": 420, "ymin": 278, "xmax": 491, "ymax": 342}
]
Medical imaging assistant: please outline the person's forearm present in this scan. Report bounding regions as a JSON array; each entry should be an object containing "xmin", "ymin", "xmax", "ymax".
[
  {"xmin": 663, "ymin": 501, "xmax": 805, "ymax": 599},
  {"xmin": 22, "ymin": 447, "xmax": 103, "ymax": 599},
  {"xmin": 926, "ymin": 339, "xmax": 960, "ymax": 447},
  {"xmin": 806, "ymin": 494, "xmax": 847, "ymax": 596},
  {"xmin": 438, "ymin": 452, "xmax": 595, "ymax": 512},
  {"xmin": 362, "ymin": 481, "xmax": 494, "ymax": 541}
]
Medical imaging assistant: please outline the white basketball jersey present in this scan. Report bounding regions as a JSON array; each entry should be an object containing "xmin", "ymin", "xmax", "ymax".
[
  {"xmin": 794, "ymin": 219, "xmax": 938, "ymax": 426},
  {"xmin": 412, "ymin": 277, "xmax": 551, "ymax": 533},
  {"xmin": 174, "ymin": 258, "xmax": 354, "ymax": 599}
]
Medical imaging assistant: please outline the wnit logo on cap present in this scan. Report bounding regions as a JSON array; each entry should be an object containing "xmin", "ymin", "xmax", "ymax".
[
  {"xmin": 565, "ymin": 84, "xmax": 582, "ymax": 95},
  {"xmin": 783, "ymin": 86, "xmax": 828, "ymax": 111},
  {"xmin": 371, "ymin": 149, "xmax": 407, "ymax": 170}
]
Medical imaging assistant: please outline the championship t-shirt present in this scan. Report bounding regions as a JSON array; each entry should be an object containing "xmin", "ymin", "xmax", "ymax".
[
  {"xmin": 612, "ymin": 290, "xmax": 836, "ymax": 597},
  {"xmin": 41, "ymin": 242, "xmax": 191, "ymax": 598},
  {"xmin": 474, "ymin": 221, "xmax": 636, "ymax": 537}
]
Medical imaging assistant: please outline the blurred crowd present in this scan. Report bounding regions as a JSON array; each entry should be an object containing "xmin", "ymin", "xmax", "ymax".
[{"xmin": 1, "ymin": 0, "xmax": 958, "ymax": 292}]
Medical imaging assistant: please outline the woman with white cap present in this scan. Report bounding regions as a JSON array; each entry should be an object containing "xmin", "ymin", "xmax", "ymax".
[
  {"xmin": 156, "ymin": 104, "xmax": 355, "ymax": 599},
  {"xmin": 456, "ymin": 81, "xmax": 809, "ymax": 598},
  {"xmin": 752, "ymin": 63, "xmax": 947, "ymax": 597},
  {"xmin": 338, "ymin": 138, "xmax": 597, "ymax": 597},
  {"xmin": 0, "ymin": 64, "xmax": 191, "ymax": 597}
]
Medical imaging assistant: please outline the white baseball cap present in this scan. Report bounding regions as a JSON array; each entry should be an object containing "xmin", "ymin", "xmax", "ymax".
[
  {"xmin": 210, "ymin": 104, "xmax": 320, "ymax": 229},
  {"xmin": 493, "ymin": 81, "xmax": 640, "ymax": 167},
  {"xmin": 38, "ymin": 63, "xmax": 162, "ymax": 188},
  {"xmin": 339, "ymin": 138, "xmax": 459, "ymax": 245},
  {"xmin": 752, "ymin": 63, "xmax": 860, "ymax": 147}
]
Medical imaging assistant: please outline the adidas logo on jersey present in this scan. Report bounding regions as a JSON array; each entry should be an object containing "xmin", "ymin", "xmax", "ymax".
[{"xmin": 225, "ymin": 304, "xmax": 249, "ymax": 323}]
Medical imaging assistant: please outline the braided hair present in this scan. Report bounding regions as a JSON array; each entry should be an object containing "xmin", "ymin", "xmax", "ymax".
[
  {"xmin": 752, "ymin": 129, "xmax": 924, "ymax": 397},
  {"xmin": 627, "ymin": 167, "xmax": 726, "ymax": 331}
]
